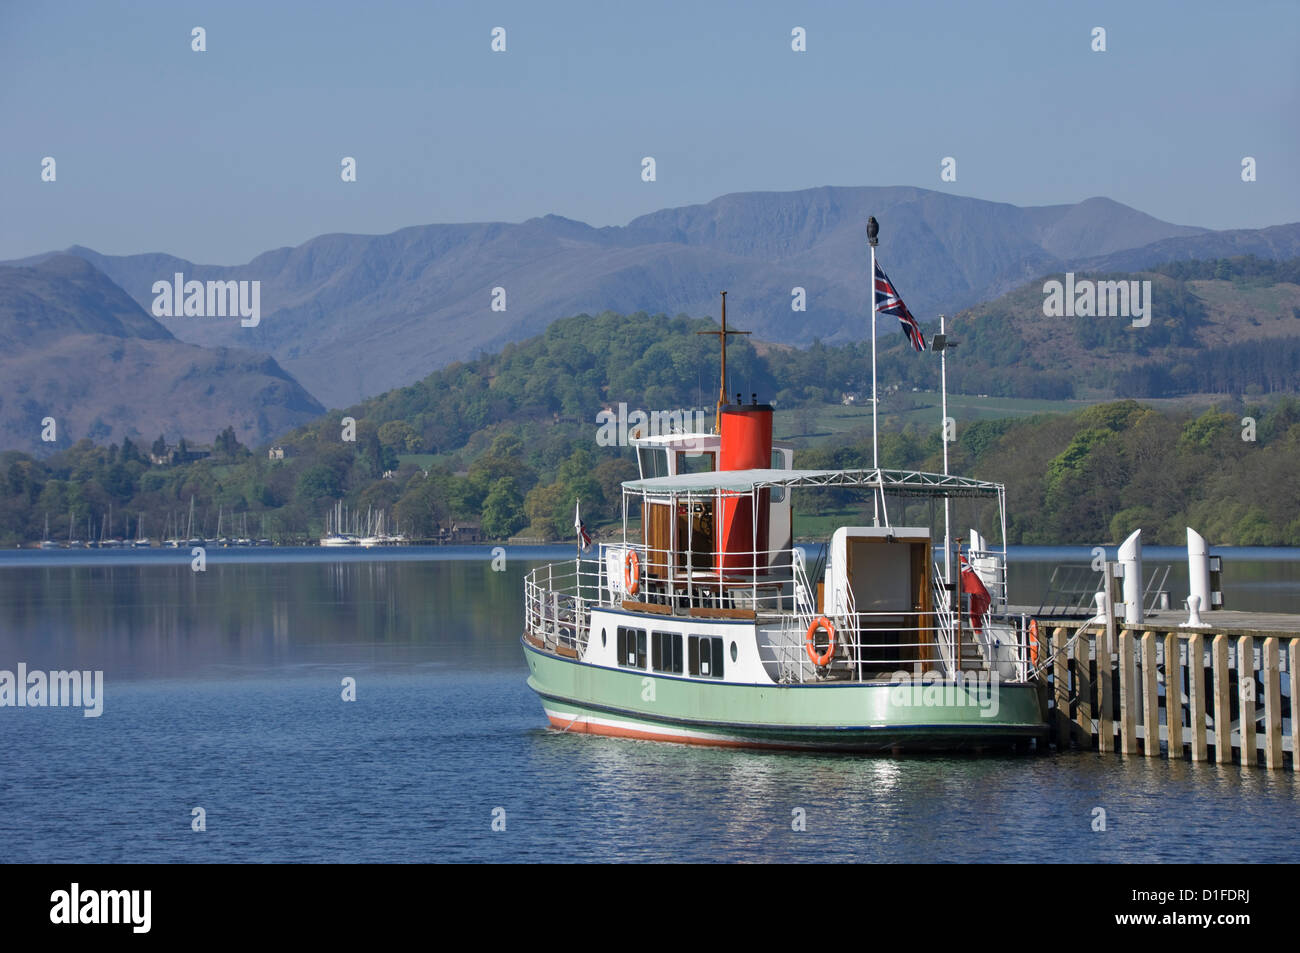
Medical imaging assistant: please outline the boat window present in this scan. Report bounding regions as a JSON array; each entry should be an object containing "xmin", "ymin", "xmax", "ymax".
[
  {"xmin": 651, "ymin": 631, "xmax": 683, "ymax": 674},
  {"xmin": 688, "ymin": 635, "xmax": 725, "ymax": 679},
  {"xmin": 637, "ymin": 447, "xmax": 668, "ymax": 479},
  {"xmin": 770, "ymin": 450, "xmax": 785, "ymax": 502},
  {"xmin": 675, "ymin": 451, "xmax": 715, "ymax": 475},
  {"xmin": 617, "ymin": 626, "xmax": 646, "ymax": 669}
]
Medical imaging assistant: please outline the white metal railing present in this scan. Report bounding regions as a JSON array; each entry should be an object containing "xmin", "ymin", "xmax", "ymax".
[
  {"xmin": 523, "ymin": 557, "xmax": 599, "ymax": 654},
  {"xmin": 931, "ymin": 564, "xmax": 958, "ymax": 674},
  {"xmin": 524, "ymin": 549, "xmax": 1035, "ymax": 684},
  {"xmin": 764, "ymin": 611, "xmax": 994, "ymax": 684},
  {"xmin": 966, "ymin": 548, "xmax": 1009, "ymax": 611},
  {"xmin": 791, "ymin": 548, "xmax": 817, "ymax": 626},
  {"xmin": 585, "ymin": 540, "xmax": 809, "ymax": 615}
]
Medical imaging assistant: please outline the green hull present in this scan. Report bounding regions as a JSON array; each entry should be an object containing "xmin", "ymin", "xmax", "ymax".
[{"xmin": 524, "ymin": 639, "xmax": 1047, "ymax": 752}]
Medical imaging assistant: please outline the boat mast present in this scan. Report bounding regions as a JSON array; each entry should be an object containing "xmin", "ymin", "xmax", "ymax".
[
  {"xmin": 696, "ymin": 291, "xmax": 750, "ymax": 433},
  {"xmin": 867, "ymin": 216, "xmax": 880, "ymax": 526},
  {"xmin": 941, "ymin": 314, "xmax": 951, "ymax": 584},
  {"xmin": 932, "ymin": 315, "xmax": 958, "ymax": 585}
]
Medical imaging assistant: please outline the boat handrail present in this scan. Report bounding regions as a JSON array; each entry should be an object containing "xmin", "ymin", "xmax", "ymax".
[
  {"xmin": 965, "ymin": 547, "xmax": 1009, "ymax": 612},
  {"xmin": 762, "ymin": 612, "xmax": 1020, "ymax": 685},
  {"xmin": 524, "ymin": 549, "xmax": 1034, "ymax": 684}
]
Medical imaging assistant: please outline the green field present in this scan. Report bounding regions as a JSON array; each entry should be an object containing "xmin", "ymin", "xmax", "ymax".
[{"xmin": 772, "ymin": 393, "xmax": 1101, "ymax": 444}]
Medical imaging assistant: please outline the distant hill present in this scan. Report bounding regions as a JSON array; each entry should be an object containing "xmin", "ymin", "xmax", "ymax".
[
  {"xmin": 17, "ymin": 186, "xmax": 1296, "ymax": 410},
  {"xmin": 945, "ymin": 256, "xmax": 1300, "ymax": 399},
  {"xmin": 288, "ymin": 257, "xmax": 1300, "ymax": 464},
  {"xmin": 0, "ymin": 256, "xmax": 325, "ymax": 454}
]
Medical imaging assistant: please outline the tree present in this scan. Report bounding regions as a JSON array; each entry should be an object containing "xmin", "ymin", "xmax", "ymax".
[
  {"xmin": 480, "ymin": 477, "xmax": 526, "ymax": 539},
  {"xmin": 378, "ymin": 420, "xmax": 422, "ymax": 453},
  {"xmin": 395, "ymin": 472, "xmax": 449, "ymax": 537},
  {"xmin": 214, "ymin": 426, "xmax": 244, "ymax": 461},
  {"xmin": 295, "ymin": 465, "xmax": 340, "ymax": 509},
  {"xmin": 523, "ymin": 482, "xmax": 569, "ymax": 539}
]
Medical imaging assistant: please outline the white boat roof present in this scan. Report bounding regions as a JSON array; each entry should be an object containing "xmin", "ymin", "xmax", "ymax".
[
  {"xmin": 623, "ymin": 468, "xmax": 1004, "ymax": 497},
  {"xmin": 631, "ymin": 432, "xmax": 719, "ymax": 447}
]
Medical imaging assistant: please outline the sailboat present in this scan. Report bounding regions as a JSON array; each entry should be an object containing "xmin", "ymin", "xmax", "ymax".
[
  {"xmin": 185, "ymin": 496, "xmax": 201, "ymax": 547},
  {"xmin": 163, "ymin": 510, "xmax": 181, "ymax": 548},
  {"xmin": 66, "ymin": 512, "xmax": 84, "ymax": 549},
  {"xmin": 133, "ymin": 514, "xmax": 151, "ymax": 548},
  {"xmin": 39, "ymin": 514, "xmax": 58, "ymax": 549},
  {"xmin": 101, "ymin": 505, "xmax": 123, "ymax": 548},
  {"xmin": 320, "ymin": 500, "xmax": 361, "ymax": 546}
]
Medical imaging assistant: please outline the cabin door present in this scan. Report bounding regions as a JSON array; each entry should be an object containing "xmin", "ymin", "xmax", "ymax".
[{"xmin": 845, "ymin": 536, "xmax": 934, "ymax": 672}]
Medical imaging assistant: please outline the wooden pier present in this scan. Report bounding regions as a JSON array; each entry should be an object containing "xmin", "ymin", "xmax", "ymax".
[{"xmin": 1026, "ymin": 604, "xmax": 1299, "ymax": 770}]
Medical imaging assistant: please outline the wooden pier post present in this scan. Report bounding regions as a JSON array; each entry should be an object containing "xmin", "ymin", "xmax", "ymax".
[
  {"xmin": 1096, "ymin": 619, "xmax": 1113, "ymax": 754},
  {"xmin": 1074, "ymin": 627, "xmax": 1092, "ymax": 746},
  {"xmin": 1262, "ymin": 638, "xmax": 1283, "ymax": 770},
  {"xmin": 1187, "ymin": 632, "xmax": 1207, "ymax": 762},
  {"xmin": 1238, "ymin": 636, "xmax": 1257, "ymax": 767},
  {"xmin": 1119, "ymin": 629, "xmax": 1138, "ymax": 755},
  {"xmin": 1053, "ymin": 627, "xmax": 1070, "ymax": 749},
  {"xmin": 1142, "ymin": 632, "xmax": 1160, "ymax": 757},
  {"xmin": 1164, "ymin": 632, "xmax": 1183, "ymax": 759},
  {"xmin": 1292, "ymin": 639, "xmax": 1300, "ymax": 770},
  {"xmin": 1212, "ymin": 635, "xmax": 1232, "ymax": 764}
]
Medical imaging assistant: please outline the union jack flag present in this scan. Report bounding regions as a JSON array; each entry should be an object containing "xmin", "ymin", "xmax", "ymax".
[{"xmin": 874, "ymin": 260, "xmax": 927, "ymax": 352}]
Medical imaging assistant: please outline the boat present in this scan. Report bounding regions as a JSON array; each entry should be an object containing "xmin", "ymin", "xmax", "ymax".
[
  {"xmin": 320, "ymin": 500, "xmax": 362, "ymax": 546},
  {"xmin": 101, "ymin": 506, "xmax": 123, "ymax": 548},
  {"xmin": 183, "ymin": 496, "xmax": 201, "ymax": 547},
  {"xmin": 320, "ymin": 534, "xmax": 361, "ymax": 547},
  {"xmin": 39, "ymin": 514, "xmax": 58, "ymax": 549},
  {"xmin": 65, "ymin": 513, "xmax": 84, "ymax": 549},
  {"xmin": 133, "ymin": 514, "xmax": 151, "ymax": 548},
  {"xmin": 521, "ymin": 265, "xmax": 1047, "ymax": 753}
]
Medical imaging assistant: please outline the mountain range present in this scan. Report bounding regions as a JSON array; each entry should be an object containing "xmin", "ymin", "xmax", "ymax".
[
  {"xmin": 0, "ymin": 256, "xmax": 324, "ymax": 454},
  {"xmin": 5, "ymin": 185, "xmax": 1299, "ymax": 423}
]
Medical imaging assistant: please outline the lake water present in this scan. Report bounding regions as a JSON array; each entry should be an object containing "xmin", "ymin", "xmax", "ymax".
[{"xmin": 1, "ymin": 546, "xmax": 1297, "ymax": 863}]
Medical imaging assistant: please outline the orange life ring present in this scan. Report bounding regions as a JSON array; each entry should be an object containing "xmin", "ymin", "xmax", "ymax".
[
  {"xmin": 805, "ymin": 616, "xmax": 836, "ymax": 667},
  {"xmin": 1028, "ymin": 618, "xmax": 1040, "ymax": 666},
  {"xmin": 624, "ymin": 550, "xmax": 640, "ymax": 595}
]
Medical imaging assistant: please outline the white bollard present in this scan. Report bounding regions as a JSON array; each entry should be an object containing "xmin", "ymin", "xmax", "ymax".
[
  {"xmin": 1118, "ymin": 529, "xmax": 1143, "ymax": 625},
  {"xmin": 1090, "ymin": 589, "xmax": 1109, "ymax": 625},
  {"xmin": 1187, "ymin": 527, "xmax": 1211, "ymax": 621},
  {"xmin": 1181, "ymin": 593, "xmax": 1208, "ymax": 629}
]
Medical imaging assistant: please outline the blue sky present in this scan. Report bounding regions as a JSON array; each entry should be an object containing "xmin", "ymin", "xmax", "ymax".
[{"xmin": 2, "ymin": 0, "xmax": 1297, "ymax": 263}]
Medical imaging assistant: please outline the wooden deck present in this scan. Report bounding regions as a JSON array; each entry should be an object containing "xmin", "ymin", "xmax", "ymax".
[{"xmin": 1011, "ymin": 606, "xmax": 1300, "ymax": 638}]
